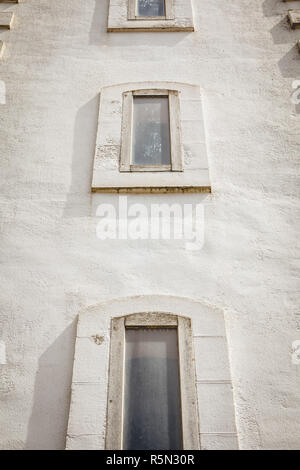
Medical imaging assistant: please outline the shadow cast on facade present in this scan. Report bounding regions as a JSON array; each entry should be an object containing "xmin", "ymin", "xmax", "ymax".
[
  {"xmin": 25, "ymin": 321, "xmax": 77, "ymax": 450},
  {"xmin": 63, "ymin": 95, "xmax": 100, "ymax": 218},
  {"xmin": 262, "ymin": 2, "xmax": 300, "ymax": 81},
  {"xmin": 262, "ymin": 0, "xmax": 300, "ymax": 18},
  {"xmin": 269, "ymin": 17, "xmax": 300, "ymax": 45},
  {"xmin": 278, "ymin": 44, "xmax": 300, "ymax": 78}
]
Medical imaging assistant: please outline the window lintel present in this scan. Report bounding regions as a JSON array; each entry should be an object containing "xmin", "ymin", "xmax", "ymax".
[{"xmin": 124, "ymin": 311, "xmax": 179, "ymax": 327}]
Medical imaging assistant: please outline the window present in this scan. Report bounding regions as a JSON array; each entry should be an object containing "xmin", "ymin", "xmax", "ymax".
[
  {"xmin": 136, "ymin": 0, "xmax": 165, "ymax": 18},
  {"xmin": 123, "ymin": 328, "xmax": 182, "ymax": 450},
  {"xmin": 105, "ymin": 312, "xmax": 200, "ymax": 450},
  {"xmin": 108, "ymin": 0, "xmax": 194, "ymax": 32},
  {"xmin": 132, "ymin": 95, "xmax": 171, "ymax": 169},
  {"xmin": 128, "ymin": 0, "xmax": 174, "ymax": 20},
  {"xmin": 120, "ymin": 90, "xmax": 183, "ymax": 172}
]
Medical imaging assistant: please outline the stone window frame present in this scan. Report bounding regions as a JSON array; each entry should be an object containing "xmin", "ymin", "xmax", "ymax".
[
  {"xmin": 128, "ymin": 0, "xmax": 175, "ymax": 21},
  {"xmin": 91, "ymin": 81, "xmax": 211, "ymax": 193},
  {"xmin": 105, "ymin": 312, "xmax": 200, "ymax": 450},
  {"xmin": 107, "ymin": 0, "xmax": 194, "ymax": 33},
  {"xmin": 120, "ymin": 89, "xmax": 183, "ymax": 173},
  {"xmin": 66, "ymin": 295, "xmax": 238, "ymax": 450}
]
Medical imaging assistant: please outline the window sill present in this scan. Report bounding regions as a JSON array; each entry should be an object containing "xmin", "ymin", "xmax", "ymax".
[
  {"xmin": 130, "ymin": 164, "xmax": 172, "ymax": 172},
  {"xmin": 91, "ymin": 186, "xmax": 212, "ymax": 194},
  {"xmin": 130, "ymin": 16, "xmax": 168, "ymax": 21},
  {"xmin": 108, "ymin": 25, "xmax": 194, "ymax": 32}
]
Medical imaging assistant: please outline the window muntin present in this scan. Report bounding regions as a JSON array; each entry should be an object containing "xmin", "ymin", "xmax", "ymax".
[
  {"xmin": 136, "ymin": 0, "xmax": 165, "ymax": 17},
  {"xmin": 123, "ymin": 328, "xmax": 182, "ymax": 450},
  {"xmin": 132, "ymin": 96, "xmax": 171, "ymax": 168}
]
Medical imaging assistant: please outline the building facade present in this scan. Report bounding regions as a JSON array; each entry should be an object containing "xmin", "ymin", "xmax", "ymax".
[{"xmin": 0, "ymin": 0, "xmax": 299, "ymax": 450}]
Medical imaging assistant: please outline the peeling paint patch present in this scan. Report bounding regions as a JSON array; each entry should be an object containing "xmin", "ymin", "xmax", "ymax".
[{"xmin": 92, "ymin": 335, "xmax": 104, "ymax": 346}]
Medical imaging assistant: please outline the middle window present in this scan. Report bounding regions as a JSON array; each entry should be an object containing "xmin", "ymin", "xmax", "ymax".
[
  {"xmin": 132, "ymin": 95, "xmax": 171, "ymax": 169},
  {"xmin": 120, "ymin": 89, "xmax": 183, "ymax": 173}
]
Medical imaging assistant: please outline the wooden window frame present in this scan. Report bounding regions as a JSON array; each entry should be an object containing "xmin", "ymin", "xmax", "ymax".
[
  {"xmin": 120, "ymin": 89, "xmax": 183, "ymax": 173},
  {"xmin": 105, "ymin": 312, "xmax": 200, "ymax": 450},
  {"xmin": 128, "ymin": 0, "xmax": 175, "ymax": 21}
]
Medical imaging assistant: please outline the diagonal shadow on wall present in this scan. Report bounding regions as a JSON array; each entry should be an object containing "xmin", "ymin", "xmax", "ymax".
[
  {"xmin": 262, "ymin": 0, "xmax": 300, "ymax": 18},
  {"xmin": 63, "ymin": 95, "xmax": 100, "ymax": 218},
  {"xmin": 25, "ymin": 321, "xmax": 77, "ymax": 450}
]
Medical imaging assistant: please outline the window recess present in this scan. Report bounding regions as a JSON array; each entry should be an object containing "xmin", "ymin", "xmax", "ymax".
[
  {"xmin": 128, "ymin": 0, "xmax": 175, "ymax": 21},
  {"xmin": 106, "ymin": 313, "xmax": 200, "ymax": 450}
]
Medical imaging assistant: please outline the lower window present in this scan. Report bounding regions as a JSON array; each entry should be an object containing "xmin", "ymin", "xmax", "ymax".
[
  {"xmin": 123, "ymin": 328, "xmax": 182, "ymax": 450},
  {"xmin": 105, "ymin": 313, "xmax": 200, "ymax": 450}
]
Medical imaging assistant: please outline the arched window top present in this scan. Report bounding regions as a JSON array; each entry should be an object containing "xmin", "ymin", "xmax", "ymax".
[{"xmin": 66, "ymin": 296, "xmax": 238, "ymax": 451}]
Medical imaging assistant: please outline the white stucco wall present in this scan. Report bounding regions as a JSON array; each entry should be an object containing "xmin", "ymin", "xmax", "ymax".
[{"xmin": 0, "ymin": 0, "xmax": 299, "ymax": 450}]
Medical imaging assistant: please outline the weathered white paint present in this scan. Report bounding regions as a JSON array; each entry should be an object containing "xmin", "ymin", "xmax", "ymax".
[{"xmin": 0, "ymin": 0, "xmax": 299, "ymax": 450}]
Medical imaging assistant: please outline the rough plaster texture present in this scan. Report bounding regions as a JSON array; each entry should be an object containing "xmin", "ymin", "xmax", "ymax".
[{"xmin": 0, "ymin": 0, "xmax": 300, "ymax": 450}]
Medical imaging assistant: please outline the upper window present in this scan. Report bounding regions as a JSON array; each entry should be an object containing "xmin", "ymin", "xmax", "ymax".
[
  {"xmin": 136, "ymin": 0, "xmax": 166, "ymax": 18},
  {"xmin": 107, "ymin": 0, "xmax": 194, "ymax": 33},
  {"xmin": 120, "ymin": 89, "xmax": 183, "ymax": 172},
  {"xmin": 129, "ymin": 0, "xmax": 173, "ymax": 20}
]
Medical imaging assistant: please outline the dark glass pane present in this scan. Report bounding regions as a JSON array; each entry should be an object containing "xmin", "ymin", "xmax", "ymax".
[
  {"xmin": 132, "ymin": 96, "xmax": 171, "ymax": 166},
  {"xmin": 123, "ymin": 328, "xmax": 182, "ymax": 450},
  {"xmin": 137, "ymin": 0, "xmax": 165, "ymax": 17}
]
